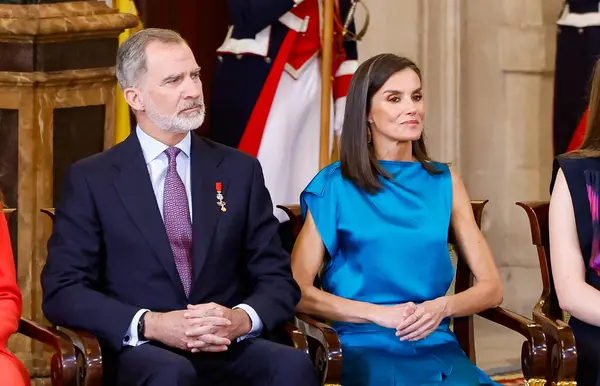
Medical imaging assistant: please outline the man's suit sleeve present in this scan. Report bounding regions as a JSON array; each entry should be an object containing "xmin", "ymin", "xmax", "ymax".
[
  {"xmin": 41, "ymin": 164, "xmax": 139, "ymax": 352},
  {"xmin": 240, "ymin": 158, "xmax": 301, "ymax": 332},
  {"xmin": 227, "ymin": 0, "xmax": 305, "ymax": 37}
]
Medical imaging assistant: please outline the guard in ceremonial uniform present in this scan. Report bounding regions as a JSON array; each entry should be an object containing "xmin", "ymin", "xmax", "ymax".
[
  {"xmin": 553, "ymin": 0, "xmax": 600, "ymax": 157},
  {"xmin": 210, "ymin": 0, "xmax": 359, "ymax": 221}
]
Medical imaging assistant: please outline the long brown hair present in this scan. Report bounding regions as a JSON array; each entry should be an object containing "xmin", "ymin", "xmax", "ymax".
[
  {"xmin": 340, "ymin": 53, "xmax": 440, "ymax": 194},
  {"xmin": 565, "ymin": 59, "xmax": 600, "ymax": 158}
]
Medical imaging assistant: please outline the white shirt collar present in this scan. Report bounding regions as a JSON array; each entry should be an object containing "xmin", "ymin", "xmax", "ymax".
[{"xmin": 136, "ymin": 126, "xmax": 191, "ymax": 164}]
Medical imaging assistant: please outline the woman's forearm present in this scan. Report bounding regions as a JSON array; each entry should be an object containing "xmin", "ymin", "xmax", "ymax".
[
  {"xmin": 297, "ymin": 285, "xmax": 379, "ymax": 324},
  {"xmin": 444, "ymin": 279, "xmax": 503, "ymax": 318},
  {"xmin": 560, "ymin": 282, "xmax": 600, "ymax": 327}
]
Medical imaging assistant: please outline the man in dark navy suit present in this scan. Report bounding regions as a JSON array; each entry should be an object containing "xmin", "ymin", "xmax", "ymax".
[{"xmin": 40, "ymin": 28, "xmax": 317, "ymax": 386}]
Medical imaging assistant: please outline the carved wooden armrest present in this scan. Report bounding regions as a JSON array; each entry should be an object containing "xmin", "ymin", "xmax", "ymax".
[
  {"xmin": 284, "ymin": 322, "xmax": 309, "ymax": 354},
  {"xmin": 18, "ymin": 318, "xmax": 78, "ymax": 385},
  {"xmin": 477, "ymin": 307, "xmax": 547, "ymax": 381},
  {"xmin": 54, "ymin": 326, "xmax": 103, "ymax": 386},
  {"xmin": 532, "ymin": 308, "xmax": 577, "ymax": 384},
  {"xmin": 294, "ymin": 313, "xmax": 342, "ymax": 385}
]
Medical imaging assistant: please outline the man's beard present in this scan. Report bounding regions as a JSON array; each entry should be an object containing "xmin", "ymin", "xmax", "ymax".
[{"xmin": 144, "ymin": 96, "xmax": 205, "ymax": 134}]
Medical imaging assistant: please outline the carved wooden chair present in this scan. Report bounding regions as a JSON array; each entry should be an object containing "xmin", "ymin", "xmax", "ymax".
[
  {"xmin": 277, "ymin": 200, "xmax": 548, "ymax": 385},
  {"xmin": 3, "ymin": 208, "xmax": 80, "ymax": 386},
  {"xmin": 39, "ymin": 208, "xmax": 313, "ymax": 386},
  {"xmin": 516, "ymin": 201, "xmax": 577, "ymax": 385}
]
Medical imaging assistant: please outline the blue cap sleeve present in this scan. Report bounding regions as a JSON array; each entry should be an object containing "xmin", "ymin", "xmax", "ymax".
[{"xmin": 299, "ymin": 163, "xmax": 340, "ymax": 257}]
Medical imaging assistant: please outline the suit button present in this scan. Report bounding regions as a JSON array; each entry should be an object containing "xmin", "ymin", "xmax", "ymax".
[
  {"xmin": 236, "ymin": 54, "xmax": 244, "ymax": 59},
  {"xmin": 265, "ymin": 57, "xmax": 272, "ymax": 64},
  {"xmin": 217, "ymin": 55, "xmax": 223, "ymax": 63},
  {"xmin": 578, "ymin": 28, "xmax": 584, "ymax": 34}
]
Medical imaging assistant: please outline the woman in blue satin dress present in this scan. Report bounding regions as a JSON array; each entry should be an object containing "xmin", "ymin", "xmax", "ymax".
[{"xmin": 291, "ymin": 54, "xmax": 504, "ymax": 385}]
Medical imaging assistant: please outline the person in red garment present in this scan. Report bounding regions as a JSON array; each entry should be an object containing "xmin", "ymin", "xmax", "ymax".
[
  {"xmin": 0, "ymin": 195, "xmax": 29, "ymax": 386},
  {"xmin": 210, "ymin": 0, "xmax": 359, "ymax": 222}
]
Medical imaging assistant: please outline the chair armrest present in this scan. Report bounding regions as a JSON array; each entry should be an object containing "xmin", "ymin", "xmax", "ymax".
[
  {"xmin": 55, "ymin": 326, "xmax": 103, "ymax": 386},
  {"xmin": 295, "ymin": 313, "xmax": 342, "ymax": 385},
  {"xmin": 477, "ymin": 307, "xmax": 547, "ymax": 381},
  {"xmin": 532, "ymin": 308, "xmax": 577, "ymax": 383},
  {"xmin": 18, "ymin": 318, "xmax": 78, "ymax": 385},
  {"xmin": 284, "ymin": 322, "xmax": 309, "ymax": 354}
]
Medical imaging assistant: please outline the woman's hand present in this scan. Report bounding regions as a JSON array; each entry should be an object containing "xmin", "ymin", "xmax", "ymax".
[
  {"xmin": 368, "ymin": 302, "xmax": 418, "ymax": 329},
  {"xmin": 395, "ymin": 297, "xmax": 449, "ymax": 341}
]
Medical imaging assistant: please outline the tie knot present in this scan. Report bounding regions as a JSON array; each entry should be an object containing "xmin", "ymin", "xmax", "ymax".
[{"xmin": 165, "ymin": 147, "xmax": 181, "ymax": 165}]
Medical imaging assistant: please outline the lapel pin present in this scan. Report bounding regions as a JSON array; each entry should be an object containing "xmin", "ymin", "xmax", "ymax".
[{"xmin": 216, "ymin": 182, "xmax": 227, "ymax": 212}]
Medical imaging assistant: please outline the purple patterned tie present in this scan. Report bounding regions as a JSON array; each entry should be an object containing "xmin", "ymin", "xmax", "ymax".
[{"xmin": 163, "ymin": 147, "xmax": 193, "ymax": 297}]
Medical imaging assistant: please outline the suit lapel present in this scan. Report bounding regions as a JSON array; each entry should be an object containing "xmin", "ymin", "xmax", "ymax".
[
  {"xmin": 112, "ymin": 134, "xmax": 186, "ymax": 296},
  {"xmin": 190, "ymin": 135, "xmax": 228, "ymax": 290}
]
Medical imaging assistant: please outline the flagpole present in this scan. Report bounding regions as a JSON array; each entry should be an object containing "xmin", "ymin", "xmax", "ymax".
[{"xmin": 319, "ymin": 0, "xmax": 335, "ymax": 169}]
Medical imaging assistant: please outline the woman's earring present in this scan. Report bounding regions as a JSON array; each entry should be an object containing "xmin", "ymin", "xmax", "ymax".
[{"xmin": 366, "ymin": 121, "xmax": 373, "ymax": 143}]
